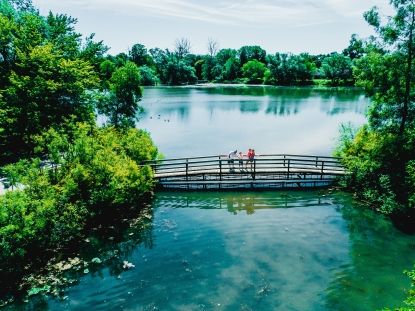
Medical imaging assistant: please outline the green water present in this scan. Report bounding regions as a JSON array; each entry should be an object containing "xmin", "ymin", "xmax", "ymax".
[
  {"xmin": 13, "ymin": 191, "xmax": 415, "ymax": 310},
  {"xmin": 8, "ymin": 86, "xmax": 415, "ymax": 310}
]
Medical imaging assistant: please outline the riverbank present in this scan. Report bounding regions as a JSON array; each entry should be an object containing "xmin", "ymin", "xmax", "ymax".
[
  {"xmin": 153, "ymin": 82, "xmax": 364, "ymax": 92},
  {"xmin": 0, "ymin": 126, "xmax": 158, "ymax": 305}
]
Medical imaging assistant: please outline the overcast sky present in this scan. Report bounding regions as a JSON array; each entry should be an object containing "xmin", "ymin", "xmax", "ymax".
[{"xmin": 32, "ymin": 0, "xmax": 392, "ymax": 55}]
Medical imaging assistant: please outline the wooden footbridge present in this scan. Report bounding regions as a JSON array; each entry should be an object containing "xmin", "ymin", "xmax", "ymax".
[{"xmin": 147, "ymin": 154, "xmax": 345, "ymax": 190}]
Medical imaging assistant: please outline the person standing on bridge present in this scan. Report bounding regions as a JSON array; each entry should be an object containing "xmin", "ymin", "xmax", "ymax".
[
  {"xmin": 228, "ymin": 150, "xmax": 238, "ymax": 170},
  {"xmin": 246, "ymin": 148, "xmax": 256, "ymax": 170},
  {"xmin": 237, "ymin": 152, "xmax": 244, "ymax": 170}
]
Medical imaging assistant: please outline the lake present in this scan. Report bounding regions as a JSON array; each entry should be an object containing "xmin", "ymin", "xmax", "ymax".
[
  {"xmin": 7, "ymin": 86, "xmax": 415, "ymax": 310},
  {"xmin": 138, "ymin": 85, "xmax": 368, "ymax": 157}
]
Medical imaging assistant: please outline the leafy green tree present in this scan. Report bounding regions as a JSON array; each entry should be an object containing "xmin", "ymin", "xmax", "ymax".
[
  {"xmin": 1, "ymin": 160, "xmax": 27, "ymax": 190},
  {"xmin": 149, "ymin": 48, "xmax": 197, "ymax": 85},
  {"xmin": 337, "ymin": 1, "xmax": 415, "ymax": 219},
  {"xmin": 221, "ymin": 56, "xmax": 240, "ymax": 81},
  {"xmin": 98, "ymin": 61, "xmax": 142, "ymax": 127},
  {"xmin": 361, "ymin": 1, "xmax": 415, "ymax": 135},
  {"xmin": 202, "ymin": 56, "xmax": 220, "ymax": 81},
  {"xmin": 322, "ymin": 53, "xmax": 353, "ymax": 85},
  {"xmin": 216, "ymin": 48, "xmax": 237, "ymax": 65},
  {"xmin": 0, "ymin": 2, "xmax": 105, "ymax": 163},
  {"xmin": 99, "ymin": 59, "xmax": 116, "ymax": 87},
  {"xmin": 343, "ymin": 34, "xmax": 365, "ymax": 60},
  {"xmin": 129, "ymin": 43, "xmax": 153, "ymax": 67},
  {"xmin": 1, "ymin": 44, "xmax": 98, "ymax": 160},
  {"xmin": 239, "ymin": 46, "xmax": 266, "ymax": 65},
  {"xmin": 139, "ymin": 65, "xmax": 159, "ymax": 86},
  {"xmin": 265, "ymin": 53, "xmax": 315, "ymax": 85},
  {"xmin": 241, "ymin": 59, "xmax": 266, "ymax": 84}
]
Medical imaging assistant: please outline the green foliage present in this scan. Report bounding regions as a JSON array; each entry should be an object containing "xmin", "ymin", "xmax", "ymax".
[
  {"xmin": 265, "ymin": 53, "xmax": 315, "ymax": 85},
  {"xmin": 404, "ymin": 267, "xmax": 415, "ymax": 309},
  {"xmin": 149, "ymin": 48, "xmax": 197, "ymax": 85},
  {"xmin": 0, "ymin": 123, "xmax": 158, "ymax": 285},
  {"xmin": 337, "ymin": 0, "xmax": 415, "ymax": 222},
  {"xmin": 202, "ymin": 56, "xmax": 221, "ymax": 81},
  {"xmin": 239, "ymin": 45, "xmax": 266, "ymax": 65},
  {"xmin": 336, "ymin": 123, "xmax": 412, "ymax": 215},
  {"xmin": 216, "ymin": 48, "xmax": 238, "ymax": 66},
  {"xmin": 343, "ymin": 34, "xmax": 365, "ymax": 60},
  {"xmin": 241, "ymin": 60, "xmax": 266, "ymax": 84},
  {"xmin": 98, "ymin": 61, "xmax": 143, "ymax": 127},
  {"xmin": 139, "ymin": 65, "xmax": 159, "ymax": 86},
  {"xmin": 322, "ymin": 53, "xmax": 353, "ymax": 85},
  {"xmin": 354, "ymin": 51, "xmax": 407, "ymax": 133},
  {"xmin": 0, "ymin": 2, "xmax": 104, "ymax": 163},
  {"xmin": 1, "ymin": 160, "xmax": 28, "ymax": 189},
  {"xmin": 383, "ymin": 266, "xmax": 415, "ymax": 310},
  {"xmin": 129, "ymin": 43, "xmax": 151, "ymax": 67},
  {"xmin": 221, "ymin": 56, "xmax": 240, "ymax": 81}
]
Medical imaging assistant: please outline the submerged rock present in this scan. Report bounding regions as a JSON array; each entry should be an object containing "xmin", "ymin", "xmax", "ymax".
[{"xmin": 122, "ymin": 261, "xmax": 135, "ymax": 269}]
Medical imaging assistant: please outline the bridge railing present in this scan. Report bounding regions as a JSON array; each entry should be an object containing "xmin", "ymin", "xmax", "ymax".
[{"xmin": 145, "ymin": 154, "xmax": 344, "ymax": 179}]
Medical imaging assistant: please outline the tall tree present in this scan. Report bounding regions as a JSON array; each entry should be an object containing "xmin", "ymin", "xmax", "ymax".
[
  {"xmin": 0, "ymin": 4, "xmax": 101, "ymax": 162},
  {"xmin": 242, "ymin": 60, "xmax": 266, "ymax": 84},
  {"xmin": 207, "ymin": 38, "xmax": 219, "ymax": 57},
  {"xmin": 238, "ymin": 46, "xmax": 266, "ymax": 65},
  {"xmin": 98, "ymin": 61, "xmax": 143, "ymax": 127},
  {"xmin": 343, "ymin": 34, "xmax": 365, "ymax": 60},
  {"xmin": 362, "ymin": 1, "xmax": 415, "ymax": 135},
  {"xmin": 129, "ymin": 43, "xmax": 151, "ymax": 66},
  {"xmin": 174, "ymin": 37, "xmax": 191, "ymax": 59},
  {"xmin": 322, "ymin": 53, "xmax": 353, "ymax": 85}
]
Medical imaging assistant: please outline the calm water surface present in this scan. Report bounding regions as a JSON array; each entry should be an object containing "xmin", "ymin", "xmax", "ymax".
[
  {"xmin": 138, "ymin": 86, "xmax": 369, "ymax": 157},
  {"xmin": 15, "ymin": 191, "xmax": 415, "ymax": 311},
  {"xmin": 9, "ymin": 87, "xmax": 415, "ymax": 310}
]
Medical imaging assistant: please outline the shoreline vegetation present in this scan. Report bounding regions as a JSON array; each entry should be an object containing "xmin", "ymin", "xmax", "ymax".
[{"xmin": 0, "ymin": 0, "xmax": 414, "ymax": 309}]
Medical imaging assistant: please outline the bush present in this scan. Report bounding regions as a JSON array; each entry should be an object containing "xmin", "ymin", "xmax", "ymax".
[
  {"xmin": 335, "ymin": 124, "xmax": 411, "ymax": 215},
  {"xmin": 0, "ymin": 123, "xmax": 158, "ymax": 289}
]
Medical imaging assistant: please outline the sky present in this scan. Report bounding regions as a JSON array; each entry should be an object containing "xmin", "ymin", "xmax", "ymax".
[{"xmin": 32, "ymin": 0, "xmax": 392, "ymax": 56}]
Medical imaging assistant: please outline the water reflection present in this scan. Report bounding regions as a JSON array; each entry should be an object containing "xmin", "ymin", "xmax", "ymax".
[
  {"xmin": 265, "ymin": 99, "xmax": 300, "ymax": 116},
  {"xmin": 139, "ymin": 86, "xmax": 369, "ymax": 157},
  {"xmin": 11, "ymin": 191, "xmax": 415, "ymax": 310},
  {"xmin": 325, "ymin": 197, "xmax": 415, "ymax": 310}
]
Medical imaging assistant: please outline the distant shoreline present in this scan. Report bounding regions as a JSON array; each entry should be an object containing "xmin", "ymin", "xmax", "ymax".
[{"xmin": 146, "ymin": 83, "xmax": 365, "ymax": 91}]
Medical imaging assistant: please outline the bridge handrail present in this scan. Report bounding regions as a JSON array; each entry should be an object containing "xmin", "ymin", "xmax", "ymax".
[
  {"xmin": 148, "ymin": 154, "xmax": 345, "ymax": 178},
  {"xmin": 150, "ymin": 159, "xmax": 343, "ymax": 171},
  {"xmin": 148, "ymin": 156, "xmax": 342, "ymax": 167},
  {"xmin": 144, "ymin": 154, "xmax": 341, "ymax": 165}
]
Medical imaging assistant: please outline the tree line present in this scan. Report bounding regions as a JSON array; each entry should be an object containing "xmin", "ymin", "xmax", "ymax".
[{"xmin": 100, "ymin": 35, "xmax": 363, "ymax": 87}]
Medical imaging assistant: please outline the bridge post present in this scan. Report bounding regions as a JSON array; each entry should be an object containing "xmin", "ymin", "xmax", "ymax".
[
  {"xmin": 186, "ymin": 159, "xmax": 189, "ymax": 181},
  {"xmin": 287, "ymin": 159, "xmax": 290, "ymax": 179},
  {"xmin": 253, "ymin": 159, "xmax": 256, "ymax": 180},
  {"xmin": 320, "ymin": 161, "xmax": 324, "ymax": 180},
  {"xmin": 219, "ymin": 158, "xmax": 222, "ymax": 181}
]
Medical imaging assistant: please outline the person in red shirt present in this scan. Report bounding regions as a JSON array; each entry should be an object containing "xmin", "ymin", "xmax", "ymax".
[{"xmin": 245, "ymin": 148, "xmax": 255, "ymax": 169}]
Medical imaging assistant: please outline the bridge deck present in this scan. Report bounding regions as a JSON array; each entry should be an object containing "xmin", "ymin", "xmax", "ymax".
[{"xmin": 146, "ymin": 154, "xmax": 345, "ymax": 190}]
